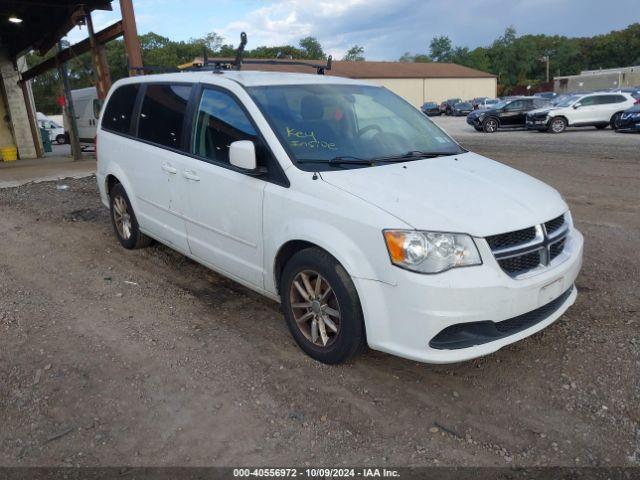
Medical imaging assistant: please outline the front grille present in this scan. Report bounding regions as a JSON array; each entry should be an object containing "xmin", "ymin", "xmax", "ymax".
[
  {"xmin": 549, "ymin": 238, "xmax": 566, "ymax": 260},
  {"xmin": 545, "ymin": 215, "xmax": 565, "ymax": 235},
  {"xmin": 498, "ymin": 251, "xmax": 542, "ymax": 275},
  {"xmin": 486, "ymin": 227, "xmax": 536, "ymax": 250},
  {"xmin": 486, "ymin": 214, "xmax": 569, "ymax": 278}
]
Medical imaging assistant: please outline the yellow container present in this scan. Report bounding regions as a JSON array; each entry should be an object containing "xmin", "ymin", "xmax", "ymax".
[{"xmin": 1, "ymin": 146, "xmax": 18, "ymax": 162}]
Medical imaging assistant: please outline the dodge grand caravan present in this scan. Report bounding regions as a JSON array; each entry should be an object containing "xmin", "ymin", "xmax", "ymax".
[{"xmin": 96, "ymin": 71, "xmax": 583, "ymax": 365}]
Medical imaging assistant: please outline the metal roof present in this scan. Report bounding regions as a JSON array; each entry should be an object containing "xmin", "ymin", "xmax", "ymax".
[{"xmin": 0, "ymin": 0, "xmax": 113, "ymax": 58}]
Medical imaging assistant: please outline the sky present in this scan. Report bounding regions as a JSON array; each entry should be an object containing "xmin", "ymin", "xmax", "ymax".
[{"xmin": 68, "ymin": 0, "xmax": 638, "ymax": 60}]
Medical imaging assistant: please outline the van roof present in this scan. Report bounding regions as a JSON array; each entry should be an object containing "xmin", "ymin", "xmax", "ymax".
[{"xmin": 115, "ymin": 70, "xmax": 374, "ymax": 88}]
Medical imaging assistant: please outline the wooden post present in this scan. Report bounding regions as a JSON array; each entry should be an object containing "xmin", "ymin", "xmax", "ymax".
[
  {"xmin": 119, "ymin": 0, "xmax": 143, "ymax": 75},
  {"xmin": 57, "ymin": 42, "xmax": 81, "ymax": 161},
  {"xmin": 86, "ymin": 12, "xmax": 112, "ymax": 99}
]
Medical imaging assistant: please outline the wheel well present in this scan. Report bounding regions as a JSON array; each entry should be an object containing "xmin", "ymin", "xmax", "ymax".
[
  {"xmin": 551, "ymin": 115, "xmax": 568, "ymax": 124},
  {"xmin": 273, "ymin": 240, "xmax": 321, "ymax": 293},
  {"xmin": 106, "ymin": 175, "xmax": 120, "ymax": 196}
]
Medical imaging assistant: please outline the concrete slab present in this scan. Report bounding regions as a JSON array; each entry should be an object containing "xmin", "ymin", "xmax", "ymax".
[{"xmin": 0, "ymin": 155, "xmax": 96, "ymax": 188}]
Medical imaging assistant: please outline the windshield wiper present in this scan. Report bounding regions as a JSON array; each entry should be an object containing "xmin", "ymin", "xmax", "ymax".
[{"xmin": 298, "ymin": 151, "xmax": 462, "ymax": 167}]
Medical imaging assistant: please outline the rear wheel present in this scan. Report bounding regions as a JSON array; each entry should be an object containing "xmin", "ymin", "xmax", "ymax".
[
  {"xmin": 610, "ymin": 112, "xmax": 623, "ymax": 130},
  {"xmin": 109, "ymin": 183, "xmax": 153, "ymax": 250},
  {"xmin": 549, "ymin": 117, "xmax": 567, "ymax": 133},
  {"xmin": 280, "ymin": 248, "xmax": 366, "ymax": 364},
  {"xmin": 55, "ymin": 134, "xmax": 66, "ymax": 145},
  {"xmin": 482, "ymin": 117, "xmax": 499, "ymax": 133}
]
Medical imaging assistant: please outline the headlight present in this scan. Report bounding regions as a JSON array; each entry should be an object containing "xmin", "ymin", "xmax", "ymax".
[{"xmin": 383, "ymin": 230, "xmax": 482, "ymax": 274}]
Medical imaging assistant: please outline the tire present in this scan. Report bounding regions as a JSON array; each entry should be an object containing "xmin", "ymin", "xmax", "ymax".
[
  {"xmin": 549, "ymin": 117, "xmax": 567, "ymax": 133},
  {"xmin": 55, "ymin": 134, "xmax": 66, "ymax": 145},
  {"xmin": 610, "ymin": 113, "xmax": 622, "ymax": 130},
  {"xmin": 109, "ymin": 183, "xmax": 153, "ymax": 250},
  {"xmin": 280, "ymin": 248, "xmax": 366, "ymax": 364},
  {"xmin": 482, "ymin": 117, "xmax": 499, "ymax": 133}
]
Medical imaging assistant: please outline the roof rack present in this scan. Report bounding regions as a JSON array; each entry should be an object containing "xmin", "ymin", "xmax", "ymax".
[
  {"xmin": 131, "ymin": 32, "xmax": 333, "ymax": 76},
  {"xmin": 184, "ymin": 32, "xmax": 333, "ymax": 75}
]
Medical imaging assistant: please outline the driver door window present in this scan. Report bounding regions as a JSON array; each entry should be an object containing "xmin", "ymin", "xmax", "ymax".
[{"xmin": 192, "ymin": 89, "xmax": 258, "ymax": 164}]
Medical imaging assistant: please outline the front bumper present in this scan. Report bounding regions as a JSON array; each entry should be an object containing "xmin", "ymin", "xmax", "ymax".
[
  {"xmin": 354, "ymin": 228, "xmax": 583, "ymax": 364},
  {"xmin": 526, "ymin": 117, "xmax": 550, "ymax": 129},
  {"xmin": 466, "ymin": 116, "xmax": 482, "ymax": 127},
  {"xmin": 617, "ymin": 118, "xmax": 640, "ymax": 132}
]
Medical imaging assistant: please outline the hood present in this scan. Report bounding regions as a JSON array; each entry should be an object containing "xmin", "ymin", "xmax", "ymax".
[
  {"xmin": 528, "ymin": 107, "xmax": 557, "ymax": 115},
  {"xmin": 319, "ymin": 152, "xmax": 567, "ymax": 237}
]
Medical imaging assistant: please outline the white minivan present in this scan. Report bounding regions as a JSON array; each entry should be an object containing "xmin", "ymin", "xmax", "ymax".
[{"xmin": 96, "ymin": 71, "xmax": 583, "ymax": 364}]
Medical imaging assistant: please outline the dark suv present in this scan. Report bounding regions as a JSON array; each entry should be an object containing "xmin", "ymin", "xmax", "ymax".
[{"xmin": 466, "ymin": 97, "xmax": 550, "ymax": 132}]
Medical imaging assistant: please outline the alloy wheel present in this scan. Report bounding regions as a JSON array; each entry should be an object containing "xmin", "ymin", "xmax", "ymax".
[
  {"xmin": 112, "ymin": 195, "xmax": 132, "ymax": 240},
  {"xmin": 485, "ymin": 119, "xmax": 498, "ymax": 133},
  {"xmin": 289, "ymin": 270, "xmax": 341, "ymax": 347},
  {"xmin": 551, "ymin": 118, "xmax": 565, "ymax": 133}
]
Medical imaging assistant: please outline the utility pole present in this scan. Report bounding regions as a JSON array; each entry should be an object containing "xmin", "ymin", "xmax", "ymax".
[
  {"xmin": 119, "ymin": 0, "xmax": 143, "ymax": 75},
  {"xmin": 57, "ymin": 41, "xmax": 81, "ymax": 161},
  {"xmin": 540, "ymin": 55, "xmax": 550, "ymax": 83}
]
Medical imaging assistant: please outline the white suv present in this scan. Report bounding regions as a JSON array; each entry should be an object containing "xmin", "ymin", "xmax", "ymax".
[
  {"xmin": 526, "ymin": 92, "xmax": 636, "ymax": 133},
  {"xmin": 96, "ymin": 71, "xmax": 583, "ymax": 364}
]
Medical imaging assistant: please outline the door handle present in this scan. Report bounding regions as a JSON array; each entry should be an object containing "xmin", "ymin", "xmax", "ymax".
[
  {"xmin": 161, "ymin": 163, "xmax": 178, "ymax": 175},
  {"xmin": 183, "ymin": 170, "xmax": 200, "ymax": 181}
]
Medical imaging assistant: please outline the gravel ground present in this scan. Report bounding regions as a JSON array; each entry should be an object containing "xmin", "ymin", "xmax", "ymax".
[{"xmin": 0, "ymin": 120, "xmax": 639, "ymax": 467}]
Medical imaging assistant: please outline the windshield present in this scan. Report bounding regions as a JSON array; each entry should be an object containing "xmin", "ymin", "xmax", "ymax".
[
  {"xmin": 248, "ymin": 84, "xmax": 464, "ymax": 169},
  {"xmin": 490, "ymin": 100, "xmax": 508, "ymax": 109},
  {"xmin": 555, "ymin": 95, "xmax": 580, "ymax": 107},
  {"xmin": 456, "ymin": 102, "xmax": 472, "ymax": 109}
]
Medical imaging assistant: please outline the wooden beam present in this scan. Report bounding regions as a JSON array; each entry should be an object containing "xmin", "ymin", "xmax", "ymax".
[
  {"xmin": 119, "ymin": 0, "xmax": 143, "ymax": 75},
  {"xmin": 20, "ymin": 20, "xmax": 123, "ymax": 82}
]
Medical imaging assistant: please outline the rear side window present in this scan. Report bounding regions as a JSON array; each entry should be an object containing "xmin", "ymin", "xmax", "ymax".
[
  {"xmin": 102, "ymin": 84, "xmax": 140, "ymax": 134},
  {"xmin": 597, "ymin": 95, "xmax": 626, "ymax": 104},
  {"xmin": 192, "ymin": 89, "xmax": 257, "ymax": 164},
  {"xmin": 138, "ymin": 84, "xmax": 192, "ymax": 149}
]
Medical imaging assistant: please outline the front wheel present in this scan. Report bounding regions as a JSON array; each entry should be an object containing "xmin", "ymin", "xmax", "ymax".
[
  {"xmin": 482, "ymin": 117, "xmax": 499, "ymax": 133},
  {"xmin": 549, "ymin": 117, "xmax": 567, "ymax": 133},
  {"xmin": 280, "ymin": 248, "xmax": 366, "ymax": 364},
  {"xmin": 610, "ymin": 113, "xmax": 622, "ymax": 130},
  {"xmin": 55, "ymin": 134, "xmax": 66, "ymax": 145}
]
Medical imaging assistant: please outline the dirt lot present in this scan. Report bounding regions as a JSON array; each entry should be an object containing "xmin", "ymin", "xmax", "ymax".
[{"xmin": 1, "ymin": 120, "xmax": 639, "ymax": 467}]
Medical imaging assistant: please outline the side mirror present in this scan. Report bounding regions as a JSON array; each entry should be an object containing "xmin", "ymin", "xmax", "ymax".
[
  {"xmin": 573, "ymin": 103, "xmax": 581, "ymax": 109},
  {"xmin": 230, "ymin": 140, "xmax": 257, "ymax": 170}
]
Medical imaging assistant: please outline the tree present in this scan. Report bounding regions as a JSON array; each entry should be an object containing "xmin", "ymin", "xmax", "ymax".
[
  {"xmin": 298, "ymin": 36, "xmax": 326, "ymax": 59},
  {"xmin": 398, "ymin": 52, "xmax": 431, "ymax": 63},
  {"xmin": 429, "ymin": 35, "xmax": 453, "ymax": 62},
  {"xmin": 343, "ymin": 45, "xmax": 365, "ymax": 61}
]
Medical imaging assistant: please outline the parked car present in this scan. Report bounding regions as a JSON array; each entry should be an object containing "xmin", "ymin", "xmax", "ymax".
[
  {"xmin": 38, "ymin": 118, "xmax": 66, "ymax": 144},
  {"xmin": 421, "ymin": 101, "xmax": 441, "ymax": 116},
  {"xmin": 526, "ymin": 92, "xmax": 636, "ymax": 133},
  {"xmin": 533, "ymin": 92, "xmax": 559, "ymax": 100},
  {"xmin": 452, "ymin": 101, "xmax": 473, "ymax": 116},
  {"xmin": 476, "ymin": 98, "xmax": 499, "ymax": 110},
  {"xmin": 440, "ymin": 98, "xmax": 461, "ymax": 115},
  {"xmin": 96, "ymin": 72, "xmax": 583, "ymax": 365},
  {"xmin": 615, "ymin": 103, "xmax": 640, "ymax": 132},
  {"xmin": 467, "ymin": 97, "xmax": 550, "ymax": 132}
]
